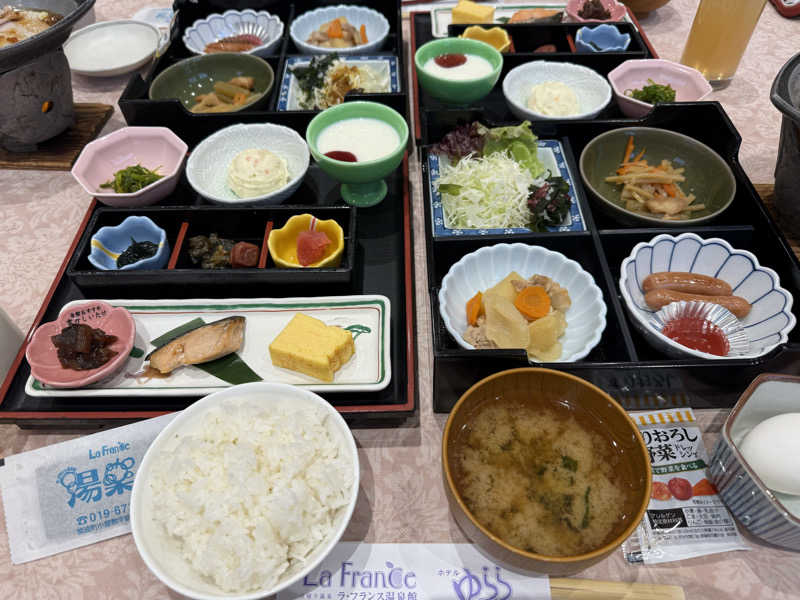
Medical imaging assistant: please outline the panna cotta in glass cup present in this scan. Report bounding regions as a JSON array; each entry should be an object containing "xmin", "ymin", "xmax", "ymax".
[{"xmin": 306, "ymin": 101, "xmax": 409, "ymax": 207}]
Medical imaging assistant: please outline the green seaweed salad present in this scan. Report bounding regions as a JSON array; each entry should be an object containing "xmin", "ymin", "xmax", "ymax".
[
  {"xmin": 100, "ymin": 164, "xmax": 163, "ymax": 194},
  {"xmin": 433, "ymin": 121, "xmax": 573, "ymax": 232},
  {"xmin": 625, "ymin": 79, "xmax": 677, "ymax": 104}
]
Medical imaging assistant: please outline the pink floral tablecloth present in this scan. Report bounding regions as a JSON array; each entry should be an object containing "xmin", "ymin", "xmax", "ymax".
[{"xmin": 1, "ymin": 2, "xmax": 799, "ymax": 598}]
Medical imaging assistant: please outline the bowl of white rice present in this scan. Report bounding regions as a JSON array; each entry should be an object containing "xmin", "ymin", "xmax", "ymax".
[{"xmin": 131, "ymin": 382, "xmax": 359, "ymax": 599}]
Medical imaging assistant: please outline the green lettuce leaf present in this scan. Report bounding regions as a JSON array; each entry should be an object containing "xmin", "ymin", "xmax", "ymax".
[{"xmin": 481, "ymin": 121, "xmax": 545, "ymax": 178}]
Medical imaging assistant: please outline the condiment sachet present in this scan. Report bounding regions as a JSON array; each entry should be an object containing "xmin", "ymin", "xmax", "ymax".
[{"xmin": 622, "ymin": 408, "xmax": 748, "ymax": 564}]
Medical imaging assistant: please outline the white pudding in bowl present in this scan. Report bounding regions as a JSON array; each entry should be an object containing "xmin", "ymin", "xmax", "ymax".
[
  {"xmin": 316, "ymin": 117, "xmax": 401, "ymax": 162},
  {"xmin": 423, "ymin": 53, "xmax": 493, "ymax": 81}
]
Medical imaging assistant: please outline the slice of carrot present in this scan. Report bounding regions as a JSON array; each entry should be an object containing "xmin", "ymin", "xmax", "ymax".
[
  {"xmin": 514, "ymin": 286, "xmax": 551, "ymax": 320},
  {"xmin": 663, "ymin": 183, "xmax": 677, "ymax": 197},
  {"xmin": 360, "ymin": 23, "xmax": 368, "ymax": 44},
  {"xmin": 623, "ymin": 135, "xmax": 634, "ymax": 163},
  {"xmin": 633, "ymin": 147, "xmax": 646, "ymax": 162},
  {"xmin": 466, "ymin": 291, "xmax": 483, "ymax": 326},
  {"xmin": 328, "ymin": 19, "xmax": 343, "ymax": 38}
]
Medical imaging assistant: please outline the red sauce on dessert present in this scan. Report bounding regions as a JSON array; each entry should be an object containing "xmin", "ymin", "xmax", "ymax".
[
  {"xmin": 324, "ymin": 150, "xmax": 357, "ymax": 162},
  {"xmin": 662, "ymin": 317, "xmax": 729, "ymax": 356},
  {"xmin": 434, "ymin": 53, "xmax": 467, "ymax": 68}
]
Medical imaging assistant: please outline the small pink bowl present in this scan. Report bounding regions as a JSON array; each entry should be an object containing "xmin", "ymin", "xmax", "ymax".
[
  {"xmin": 26, "ymin": 301, "xmax": 135, "ymax": 388},
  {"xmin": 71, "ymin": 127, "xmax": 188, "ymax": 208},
  {"xmin": 608, "ymin": 59, "xmax": 713, "ymax": 118},
  {"xmin": 565, "ymin": 0, "xmax": 628, "ymax": 22}
]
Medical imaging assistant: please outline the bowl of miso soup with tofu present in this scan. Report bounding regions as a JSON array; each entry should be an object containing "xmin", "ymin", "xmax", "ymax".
[{"xmin": 442, "ymin": 368, "xmax": 651, "ymax": 575}]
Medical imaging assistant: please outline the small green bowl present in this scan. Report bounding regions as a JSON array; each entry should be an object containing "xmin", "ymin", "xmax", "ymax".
[
  {"xmin": 579, "ymin": 127, "xmax": 736, "ymax": 226},
  {"xmin": 306, "ymin": 101, "xmax": 409, "ymax": 207},
  {"xmin": 414, "ymin": 38, "xmax": 503, "ymax": 105},
  {"xmin": 148, "ymin": 53, "xmax": 274, "ymax": 113}
]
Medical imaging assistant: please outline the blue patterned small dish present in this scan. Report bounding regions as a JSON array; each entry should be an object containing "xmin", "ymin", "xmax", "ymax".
[
  {"xmin": 428, "ymin": 139, "xmax": 586, "ymax": 237},
  {"xmin": 89, "ymin": 216, "xmax": 169, "ymax": 271},
  {"xmin": 620, "ymin": 233, "xmax": 796, "ymax": 359},
  {"xmin": 710, "ymin": 374, "xmax": 800, "ymax": 551},
  {"xmin": 278, "ymin": 55, "xmax": 399, "ymax": 111},
  {"xmin": 575, "ymin": 24, "xmax": 631, "ymax": 52}
]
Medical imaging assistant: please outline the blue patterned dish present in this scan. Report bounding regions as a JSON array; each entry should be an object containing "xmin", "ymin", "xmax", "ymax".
[
  {"xmin": 575, "ymin": 24, "xmax": 631, "ymax": 52},
  {"xmin": 277, "ymin": 55, "xmax": 399, "ymax": 111},
  {"xmin": 427, "ymin": 139, "xmax": 585, "ymax": 237},
  {"xmin": 710, "ymin": 374, "xmax": 800, "ymax": 551},
  {"xmin": 619, "ymin": 233, "xmax": 796, "ymax": 359},
  {"xmin": 89, "ymin": 216, "xmax": 169, "ymax": 271}
]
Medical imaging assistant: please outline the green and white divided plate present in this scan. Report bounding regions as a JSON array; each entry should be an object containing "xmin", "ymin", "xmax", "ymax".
[{"xmin": 26, "ymin": 295, "xmax": 391, "ymax": 397}]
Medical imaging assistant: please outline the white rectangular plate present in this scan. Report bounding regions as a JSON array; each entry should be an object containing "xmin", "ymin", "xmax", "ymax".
[{"xmin": 26, "ymin": 295, "xmax": 391, "ymax": 397}]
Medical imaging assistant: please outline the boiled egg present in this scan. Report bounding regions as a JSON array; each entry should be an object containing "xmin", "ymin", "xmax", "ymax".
[{"xmin": 738, "ymin": 413, "xmax": 800, "ymax": 496}]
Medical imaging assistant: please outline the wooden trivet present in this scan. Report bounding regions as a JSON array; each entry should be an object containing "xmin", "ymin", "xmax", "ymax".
[{"xmin": 0, "ymin": 103, "xmax": 114, "ymax": 171}]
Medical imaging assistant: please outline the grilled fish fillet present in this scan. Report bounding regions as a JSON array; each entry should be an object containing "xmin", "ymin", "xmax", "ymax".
[{"xmin": 148, "ymin": 316, "xmax": 245, "ymax": 374}]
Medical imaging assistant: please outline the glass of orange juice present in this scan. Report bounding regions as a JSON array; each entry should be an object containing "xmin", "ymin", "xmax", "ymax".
[{"xmin": 680, "ymin": 0, "xmax": 768, "ymax": 88}]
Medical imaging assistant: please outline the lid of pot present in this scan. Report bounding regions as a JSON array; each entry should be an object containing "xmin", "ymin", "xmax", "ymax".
[
  {"xmin": 0, "ymin": 0, "xmax": 95, "ymax": 73},
  {"xmin": 771, "ymin": 51, "xmax": 800, "ymax": 123}
]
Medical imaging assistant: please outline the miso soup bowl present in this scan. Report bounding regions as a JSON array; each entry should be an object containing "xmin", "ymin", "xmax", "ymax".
[
  {"xmin": 414, "ymin": 37, "xmax": 503, "ymax": 105},
  {"xmin": 442, "ymin": 368, "xmax": 651, "ymax": 576},
  {"xmin": 306, "ymin": 101, "xmax": 408, "ymax": 207}
]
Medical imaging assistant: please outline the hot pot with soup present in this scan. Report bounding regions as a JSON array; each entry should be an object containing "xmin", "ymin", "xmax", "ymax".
[{"xmin": 0, "ymin": 0, "xmax": 94, "ymax": 151}]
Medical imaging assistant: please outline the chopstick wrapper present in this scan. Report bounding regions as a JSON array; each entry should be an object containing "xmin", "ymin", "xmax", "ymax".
[{"xmin": 0, "ymin": 413, "xmax": 176, "ymax": 564}]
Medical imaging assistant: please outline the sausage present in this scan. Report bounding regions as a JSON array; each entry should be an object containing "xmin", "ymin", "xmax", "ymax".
[
  {"xmin": 644, "ymin": 289, "xmax": 751, "ymax": 319},
  {"xmin": 230, "ymin": 242, "xmax": 260, "ymax": 268},
  {"xmin": 642, "ymin": 272, "xmax": 732, "ymax": 296}
]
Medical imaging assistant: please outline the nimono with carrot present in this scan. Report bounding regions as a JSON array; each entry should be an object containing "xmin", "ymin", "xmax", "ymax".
[
  {"xmin": 605, "ymin": 135, "xmax": 704, "ymax": 221},
  {"xmin": 463, "ymin": 271, "xmax": 571, "ymax": 361}
]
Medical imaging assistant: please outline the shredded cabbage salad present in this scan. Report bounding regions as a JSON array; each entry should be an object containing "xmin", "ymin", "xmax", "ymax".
[{"xmin": 436, "ymin": 151, "xmax": 544, "ymax": 229}]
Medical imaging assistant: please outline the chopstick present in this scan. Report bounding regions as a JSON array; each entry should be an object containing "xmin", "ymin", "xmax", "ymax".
[{"xmin": 550, "ymin": 579, "xmax": 685, "ymax": 600}]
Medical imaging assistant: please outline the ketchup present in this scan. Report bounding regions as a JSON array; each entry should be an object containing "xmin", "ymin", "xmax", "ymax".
[
  {"xmin": 662, "ymin": 317, "xmax": 729, "ymax": 356},
  {"xmin": 434, "ymin": 53, "xmax": 467, "ymax": 68},
  {"xmin": 324, "ymin": 150, "xmax": 357, "ymax": 162}
]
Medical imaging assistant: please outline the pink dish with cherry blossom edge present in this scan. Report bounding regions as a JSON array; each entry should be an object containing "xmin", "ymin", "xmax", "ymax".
[
  {"xmin": 25, "ymin": 301, "xmax": 135, "ymax": 388},
  {"xmin": 565, "ymin": 0, "xmax": 628, "ymax": 22}
]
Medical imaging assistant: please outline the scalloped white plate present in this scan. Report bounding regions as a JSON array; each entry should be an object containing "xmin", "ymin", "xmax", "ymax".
[
  {"xmin": 438, "ymin": 243, "xmax": 607, "ymax": 362},
  {"xmin": 619, "ymin": 233, "xmax": 796, "ymax": 359},
  {"xmin": 182, "ymin": 9, "xmax": 284, "ymax": 57},
  {"xmin": 186, "ymin": 123, "xmax": 309, "ymax": 206},
  {"xmin": 503, "ymin": 60, "xmax": 612, "ymax": 121}
]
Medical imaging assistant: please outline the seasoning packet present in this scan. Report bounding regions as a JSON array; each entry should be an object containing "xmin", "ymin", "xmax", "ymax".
[
  {"xmin": 621, "ymin": 408, "xmax": 748, "ymax": 564},
  {"xmin": 0, "ymin": 413, "xmax": 175, "ymax": 564}
]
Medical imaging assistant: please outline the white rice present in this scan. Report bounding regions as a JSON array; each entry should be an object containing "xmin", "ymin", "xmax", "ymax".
[{"xmin": 148, "ymin": 397, "xmax": 355, "ymax": 593}]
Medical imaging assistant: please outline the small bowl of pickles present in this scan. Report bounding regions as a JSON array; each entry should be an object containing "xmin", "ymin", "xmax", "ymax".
[
  {"xmin": 71, "ymin": 126, "xmax": 188, "ymax": 207},
  {"xmin": 88, "ymin": 216, "xmax": 170, "ymax": 271}
]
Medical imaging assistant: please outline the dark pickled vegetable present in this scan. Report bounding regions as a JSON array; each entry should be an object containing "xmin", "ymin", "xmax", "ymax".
[
  {"xmin": 51, "ymin": 324, "xmax": 118, "ymax": 370},
  {"xmin": 99, "ymin": 164, "xmax": 163, "ymax": 193},
  {"xmin": 528, "ymin": 176, "xmax": 572, "ymax": 232},
  {"xmin": 230, "ymin": 242, "xmax": 260, "ymax": 268},
  {"xmin": 578, "ymin": 0, "xmax": 611, "ymax": 19},
  {"xmin": 117, "ymin": 237, "xmax": 158, "ymax": 268},
  {"xmin": 291, "ymin": 53, "xmax": 338, "ymax": 96},
  {"xmin": 188, "ymin": 233, "xmax": 234, "ymax": 269}
]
